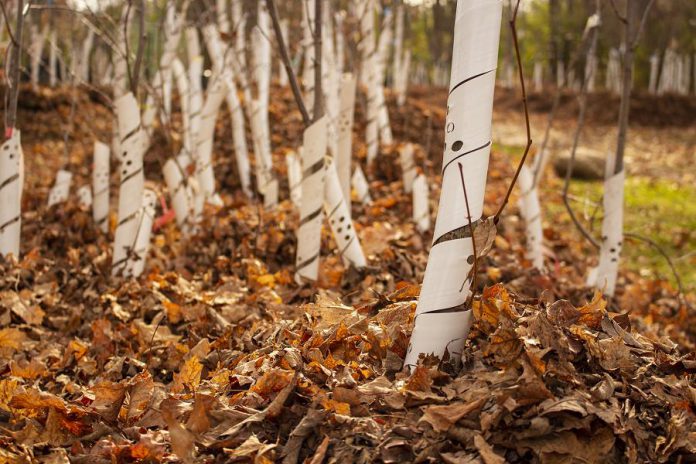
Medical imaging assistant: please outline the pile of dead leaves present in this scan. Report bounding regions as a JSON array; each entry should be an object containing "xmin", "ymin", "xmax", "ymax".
[{"xmin": 0, "ymin": 84, "xmax": 695, "ymax": 463}]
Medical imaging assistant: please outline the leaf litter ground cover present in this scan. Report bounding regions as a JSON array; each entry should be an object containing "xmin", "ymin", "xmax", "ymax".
[{"xmin": 0, "ymin": 85, "xmax": 695, "ymax": 463}]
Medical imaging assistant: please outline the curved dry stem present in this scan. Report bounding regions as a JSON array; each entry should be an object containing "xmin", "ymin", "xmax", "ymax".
[
  {"xmin": 624, "ymin": 232, "xmax": 689, "ymax": 312},
  {"xmin": 493, "ymin": 0, "xmax": 532, "ymax": 225}
]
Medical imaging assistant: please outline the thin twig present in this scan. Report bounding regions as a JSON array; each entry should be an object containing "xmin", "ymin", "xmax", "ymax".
[
  {"xmin": 123, "ymin": 1, "xmax": 133, "ymax": 95},
  {"xmin": 532, "ymin": 9, "xmax": 601, "ymax": 186},
  {"xmin": 312, "ymin": 0, "xmax": 324, "ymax": 121},
  {"xmin": 493, "ymin": 0, "xmax": 532, "ymax": 225},
  {"xmin": 631, "ymin": 0, "xmax": 654, "ymax": 50},
  {"xmin": 0, "ymin": 1, "xmax": 18, "ymax": 46},
  {"xmin": 608, "ymin": 0, "xmax": 627, "ymax": 23},
  {"xmin": 6, "ymin": 0, "xmax": 25, "ymax": 136},
  {"xmin": 130, "ymin": 0, "xmax": 147, "ymax": 98},
  {"xmin": 562, "ymin": 0, "xmax": 601, "ymax": 249},
  {"xmin": 458, "ymin": 162, "xmax": 477, "ymax": 308},
  {"xmin": 266, "ymin": 0, "xmax": 310, "ymax": 126},
  {"xmin": 624, "ymin": 232, "xmax": 689, "ymax": 311}
]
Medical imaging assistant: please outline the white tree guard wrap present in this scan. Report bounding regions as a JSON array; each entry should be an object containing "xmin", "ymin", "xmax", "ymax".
[
  {"xmin": 196, "ymin": 76, "xmax": 226, "ymax": 206},
  {"xmin": 47, "ymin": 170, "xmax": 72, "ymax": 207},
  {"xmin": 131, "ymin": 189, "xmax": 157, "ymax": 278},
  {"xmin": 358, "ymin": 0, "xmax": 379, "ymax": 164},
  {"xmin": 0, "ymin": 131, "xmax": 24, "ymax": 258},
  {"xmin": 77, "ymin": 185, "xmax": 93, "ymax": 209},
  {"xmin": 412, "ymin": 173, "xmax": 430, "ymax": 233},
  {"xmin": 375, "ymin": 14, "xmax": 393, "ymax": 146},
  {"xmin": 202, "ymin": 25, "xmax": 253, "ymax": 198},
  {"xmin": 395, "ymin": 51, "xmax": 411, "ymax": 107},
  {"xmin": 606, "ymin": 48, "xmax": 621, "ymax": 94},
  {"xmin": 286, "ymin": 150, "xmax": 303, "ymax": 207},
  {"xmin": 352, "ymin": 165, "xmax": 371, "ymax": 205},
  {"xmin": 324, "ymin": 158, "xmax": 366, "ymax": 269},
  {"xmin": 172, "ymin": 59, "xmax": 193, "ymax": 155},
  {"xmin": 405, "ymin": 0, "xmax": 502, "ymax": 367},
  {"xmin": 517, "ymin": 165, "xmax": 544, "ymax": 269},
  {"xmin": 79, "ymin": 28, "xmax": 95, "ymax": 82},
  {"xmin": 254, "ymin": 2, "xmax": 272, "ymax": 111},
  {"xmin": 400, "ymin": 143, "xmax": 417, "ymax": 193},
  {"xmin": 216, "ymin": 0, "xmax": 230, "ymax": 34},
  {"xmin": 188, "ymin": 56, "xmax": 204, "ymax": 154},
  {"xmin": 278, "ymin": 19, "xmax": 289, "ymax": 87},
  {"xmin": 593, "ymin": 169, "xmax": 624, "ymax": 296},
  {"xmin": 49, "ymin": 30, "xmax": 57, "ymax": 87},
  {"xmin": 112, "ymin": 93, "xmax": 145, "ymax": 277},
  {"xmin": 324, "ymin": 14, "xmax": 341, "ymax": 159},
  {"xmin": 301, "ymin": 0, "xmax": 316, "ymax": 113},
  {"xmin": 30, "ymin": 25, "xmax": 49, "ymax": 88},
  {"xmin": 393, "ymin": 4, "xmax": 404, "ymax": 90},
  {"xmin": 163, "ymin": 156, "xmax": 193, "ymax": 234},
  {"xmin": 250, "ymin": 100, "xmax": 277, "ymax": 207},
  {"xmin": 336, "ymin": 74, "xmax": 357, "ymax": 205},
  {"xmin": 533, "ymin": 61, "xmax": 543, "ymax": 92},
  {"xmin": 295, "ymin": 116, "xmax": 328, "ymax": 283},
  {"xmin": 93, "ymin": 141, "xmax": 110, "ymax": 233},
  {"xmin": 335, "ymin": 12, "xmax": 345, "ymax": 76}
]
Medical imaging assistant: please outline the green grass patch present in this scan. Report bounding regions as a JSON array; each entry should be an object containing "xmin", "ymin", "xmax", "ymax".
[
  {"xmin": 560, "ymin": 176, "xmax": 696, "ymax": 290},
  {"xmin": 493, "ymin": 143, "xmax": 696, "ymax": 291}
]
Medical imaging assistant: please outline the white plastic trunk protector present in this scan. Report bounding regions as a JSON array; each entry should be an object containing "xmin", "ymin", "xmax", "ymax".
[
  {"xmin": 92, "ymin": 141, "xmax": 110, "ymax": 233},
  {"xmin": 405, "ymin": 0, "xmax": 502, "ymax": 367},
  {"xmin": 47, "ymin": 170, "xmax": 72, "ymax": 207},
  {"xmin": 0, "ymin": 131, "xmax": 24, "ymax": 258},
  {"xmin": 295, "ymin": 116, "xmax": 328, "ymax": 283}
]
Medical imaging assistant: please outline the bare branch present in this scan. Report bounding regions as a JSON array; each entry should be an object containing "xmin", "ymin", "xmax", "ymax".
[
  {"xmin": 608, "ymin": 0, "xmax": 627, "ymax": 23},
  {"xmin": 266, "ymin": 0, "xmax": 310, "ymax": 126},
  {"xmin": 493, "ymin": 0, "xmax": 532, "ymax": 224},
  {"xmin": 562, "ymin": 0, "xmax": 601, "ymax": 249},
  {"xmin": 6, "ymin": 0, "xmax": 25, "ymax": 135},
  {"xmin": 631, "ymin": 0, "xmax": 655, "ymax": 50},
  {"xmin": 130, "ymin": 0, "xmax": 146, "ymax": 98},
  {"xmin": 0, "ymin": 1, "xmax": 18, "ymax": 47},
  {"xmin": 458, "ymin": 162, "xmax": 477, "ymax": 308},
  {"xmin": 312, "ymin": 0, "xmax": 324, "ymax": 121}
]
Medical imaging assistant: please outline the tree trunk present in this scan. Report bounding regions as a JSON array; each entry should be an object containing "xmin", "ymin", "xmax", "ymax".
[
  {"xmin": 405, "ymin": 0, "xmax": 503, "ymax": 367},
  {"xmin": 592, "ymin": 0, "xmax": 644, "ymax": 296}
]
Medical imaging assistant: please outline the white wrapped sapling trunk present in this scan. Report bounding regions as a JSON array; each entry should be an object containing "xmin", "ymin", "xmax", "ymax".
[
  {"xmin": 196, "ymin": 76, "xmax": 226, "ymax": 207},
  {"xmin": 405, "ymin": 0, "xmax": 502, "ymax": 367},
  {"xmin": 412, "ymin": 173, "xmax": 430, "ymax": 233},
  {"xmin": 533, "ymin": 61, "xmax": 543, "ymax": 92},
  {"xmin": 47, "ymin": 170, "xmax": 72, "ymax": 207},
  {"xmin": 49, "ymin": 30, "xmax": 57, "ymax": 87},
  {"xmin": 172, "ymin": 58, "xmax": 193, "ymax": 158},
  {"xmin": 352, "ymin": 165, "xmax": 371, "ymax": 205},
  {"xmin": 250, "ymin": 100, "xmax": 278, "ymax": 208},
  {"xmin": 77, "ymin": 186, "xmax": 92, "ymax": 209},
  {"xmin": 278, "ymin": 19, "xmax": 290, "ymax": 87},
  {"xmin": 517, "ymin": 165, "xmax": 543, "ymax": 269},
  {"xmin": 295, "ymin": 116, "xmax": 328, "ymax": 283},
  {"xmin": 112, "ymin": 93, "xmax": 145, "ymax": 277},
  {"xmin": 324, "ymin": 159, "xmax": 366, "ymax": 269},
  {"xmin": 590, "ymin": 170, "xmax": 624, "ymax": 295},
  {"xmin": 336, "ymin": 73, "xmax": 357, "ymax": 205},
  {"xmin": 286, "ymin": 150, "xmax": 302, "ymax": 207},
  {"xmin": 93, "ymin": 141, "xmax": 110, "ymax": 233},
  {"xmin": 131, "ymin": 189, "xmax": 157, "ymax": 278},
  {"xmin": 399, "ymin": 143, "xmax": 417, "ymax": 193},
  {"xmin": 163, "ymin": 155, "xmax": 193, "ymax": 234},
  {"xmin": 202, "ymin": 25, "xmax": 252, "ymax": 198},
  {"xmin": 358, "ymin": 0, "xmax": 379, "ymax": 164},
  {"xmin": 0, "ymin": 131, "xmax": 24, "ymax": 258}
]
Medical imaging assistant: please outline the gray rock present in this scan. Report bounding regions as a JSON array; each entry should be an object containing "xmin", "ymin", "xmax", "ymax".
[{"xmin": 553, "ymin": 148, "xmax": 607, "ymax": 180}]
